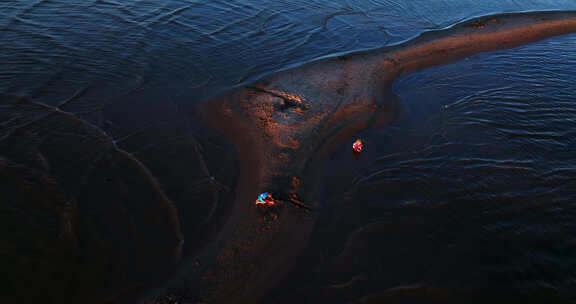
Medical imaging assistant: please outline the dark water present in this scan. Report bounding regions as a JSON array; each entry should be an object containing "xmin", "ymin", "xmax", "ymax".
[
  {"xmin": 2, "ymin": 0, "xmax": 576, "ymax": 303},
  {"xmin": 312, "ymin": 36, "xmax": 576, "ymax": 303}
]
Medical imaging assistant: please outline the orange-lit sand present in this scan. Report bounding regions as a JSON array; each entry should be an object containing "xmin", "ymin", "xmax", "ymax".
[{"xmin": 173, "ymin": 10, "xmax": 576, "ymax": 303}]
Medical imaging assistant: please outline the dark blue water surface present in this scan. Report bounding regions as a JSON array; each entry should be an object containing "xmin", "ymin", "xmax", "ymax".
[{"xmin": 2, "ymin": 0, "xmax": 576, "ymax": 303}]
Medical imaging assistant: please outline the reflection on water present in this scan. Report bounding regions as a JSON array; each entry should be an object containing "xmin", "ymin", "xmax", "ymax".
[
  {"xmin": 309, "ymin": 34, "xmax": 576, "ymax": 303},
  {"xmin": 2, "ymin": 0, "xmax": 576, "ymax": 303},
  {"xmin": 3, "ymin": 0, "xmax": 576, "ymax": 102}
]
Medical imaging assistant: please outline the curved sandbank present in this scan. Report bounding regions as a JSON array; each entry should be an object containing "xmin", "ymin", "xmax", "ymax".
[{"xmin": 181, "ymin": 10, "xmax": 576, "ymax": 303}]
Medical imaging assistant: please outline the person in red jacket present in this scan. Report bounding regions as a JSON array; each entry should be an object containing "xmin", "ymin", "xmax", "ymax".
[{"xmin": 352, "ymin": 138, "xmax": 363, "ymax": 159}]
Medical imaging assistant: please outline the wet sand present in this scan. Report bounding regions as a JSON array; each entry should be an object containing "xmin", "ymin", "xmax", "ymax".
[
  {"xmin": 0, "ymin": 95, "xmax": 183, "ymax": 303},
  {"xmin": 2, "ymin": 6, "xmax": 576, "ymax": 304},
  {"xmin": 161, "ymin": 10, "xmax": 576, "ymax": 304},
  {"xmin": 187, "ymin": 90, "xmax": 317, "ymax": 303}
]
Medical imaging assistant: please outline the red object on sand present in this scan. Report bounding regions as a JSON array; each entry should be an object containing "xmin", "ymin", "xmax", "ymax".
[{"xmin": 352, "ymin": 139, "xmax": 363, "ymax": 153}]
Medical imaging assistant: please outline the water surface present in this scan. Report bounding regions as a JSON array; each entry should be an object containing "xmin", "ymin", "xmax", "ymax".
[{"xmin": 2, "ymin": 0, "xmax": 576, "ymax": 303}]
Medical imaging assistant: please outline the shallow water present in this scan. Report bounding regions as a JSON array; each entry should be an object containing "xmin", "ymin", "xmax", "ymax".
[
  {"xmin": 309, "ymin": 34, "xmax": 576, "ymax": 302},
  {"xmin": 2, "ymin": 0, "xmax": 576, "ymax": 303}
]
